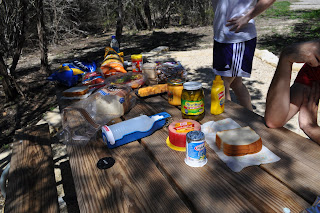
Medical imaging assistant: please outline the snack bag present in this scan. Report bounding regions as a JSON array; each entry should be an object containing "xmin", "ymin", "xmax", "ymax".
[
  {"xmin": 100, "ymin": 47, "xmax": 127, "ymax": 77},
  {"xmin": 48, "ymin": 60, "xmax": 97, "ymax": 87},
  {"xmin": 82, "ymin": 71, "xmax": 105, "ymax": 89},
  {"xmin": 155, "ymin": 61, "xmax": 187, "ymax": 84}
]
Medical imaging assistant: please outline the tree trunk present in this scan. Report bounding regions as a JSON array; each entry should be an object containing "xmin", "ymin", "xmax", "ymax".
[
  {"xmin": 0, "ymin": 55, "xmax": 20, "ymax": 102},
  {"xmin": 36, "ymin": 0, "xmax": 50, "ymax": 74},
  {"xmin": 116, "ymin": 0, "xmax": 123, "ymax": 46},
  {"xmin": 134, "ymin": 2, "xmax": 147, "ymax": 30},
  {"xmin": 144, "ymin": 0, "xmax": 152, "ymax": 30},
  {"xmin": 197, "ymin": 0, "xmax": 206, "ymax": 25},
  {"xmin": 9, "ymin": 0, "xmax": 27, "ymax": 79}
]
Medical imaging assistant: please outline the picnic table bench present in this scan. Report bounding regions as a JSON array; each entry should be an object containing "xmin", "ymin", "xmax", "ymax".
[{"xmin": 4, "ymin": 124, "xmax": 59, "ymax": 213}]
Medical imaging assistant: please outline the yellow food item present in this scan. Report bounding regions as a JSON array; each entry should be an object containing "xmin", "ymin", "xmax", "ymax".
[{"xmin": 138, "ymin": 84, "xmax": 168, "ymax": 97}]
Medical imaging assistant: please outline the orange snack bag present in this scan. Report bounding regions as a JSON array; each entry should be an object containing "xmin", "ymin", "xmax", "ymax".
[{"xmin": 101, "ymin": 47, "xmax": 127, "ymax": 77}]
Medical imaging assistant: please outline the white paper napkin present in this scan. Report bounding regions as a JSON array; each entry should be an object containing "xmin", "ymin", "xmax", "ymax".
[{"xmin": 202, "ymin": 118, "xmax": 281, "ymax": 172}]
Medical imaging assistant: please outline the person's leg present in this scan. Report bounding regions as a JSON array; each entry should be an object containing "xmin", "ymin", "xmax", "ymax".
[
  {"xmin": 221, "ymin": 76, "xmax": 235, "ymax": 101},
  {"xmin": 230, "ymin": 77, "xmax": 253, "ymax": 111}
]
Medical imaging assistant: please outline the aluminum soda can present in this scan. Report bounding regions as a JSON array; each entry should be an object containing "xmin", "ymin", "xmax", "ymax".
[{"xmin": 185, "ymin": 130, "xmax": 207, "ymax": 167}]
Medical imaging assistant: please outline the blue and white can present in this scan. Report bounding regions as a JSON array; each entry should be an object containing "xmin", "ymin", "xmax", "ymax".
[{"xmin": 185, "ymin": 131, "xmax": 207, "ymax": 167}]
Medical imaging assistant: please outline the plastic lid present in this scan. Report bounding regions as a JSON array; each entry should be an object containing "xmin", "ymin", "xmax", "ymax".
[
  {"xmin": 111, "ymin": 35, "xmax": 116, "ymax": 39},
  {"xmin": 186, "ymin": 130, "xmax": 205, "ymax": 141},
  {"xmin": 168, "ymin": 78, "xmax": 184, "ymax": 86},
  {"xmin": 213, "ymin": 75, "xmax": 223, "ymax": 84},
  {"xmin": 131, "ymin": 54, "xmax": 143, "ymax": 60},
  {"xmin": 102, "ymin": 125, "xmax": 116, "ymax": 145},
  {"xmin": 183, "ymin": 82, "xmax": 202, "ymax": 90}
]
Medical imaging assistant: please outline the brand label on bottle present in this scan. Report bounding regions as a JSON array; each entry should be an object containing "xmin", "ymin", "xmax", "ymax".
[
  {"xmin": 218, "ymin": 91, "xmax": 225, "ymax": 107},
  {"xmin": 102, "ymin": 125, "xmax": 116, "ymax": 145},
  {"xmin": 181, "ymin": 100, "xmax": 204, "ymax": 115},
  {"xmin": 174, "ymin": 122, "xmax": 195, "ymax": 133}
]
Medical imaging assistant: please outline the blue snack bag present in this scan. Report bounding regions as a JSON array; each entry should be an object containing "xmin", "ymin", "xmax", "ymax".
[{"xmin": 48, "ymin": 60, "xmax": 97, "ymax": 87}]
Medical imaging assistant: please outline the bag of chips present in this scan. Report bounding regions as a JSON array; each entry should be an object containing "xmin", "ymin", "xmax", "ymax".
[
  {"xmin": 48, "ymin": 60, "xmax": 97, "ymax": 87},
  {"xmin": 100, "ymin": 47, "xmax": 127, "ymax": 77}
]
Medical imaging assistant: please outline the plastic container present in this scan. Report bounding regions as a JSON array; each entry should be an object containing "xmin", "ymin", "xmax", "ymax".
[
  {"xmin": 167, "ymin": 78, "xmax": 184, "ymax": 106},
  {"xmin": 110, "ymin": 35, "xmax": 120, "ymax": 53},
  {"xmin": 131, "ymin": 54, "xmax": 143, "ymax": 72},
  {"xmin": 181, "ymin": 82, "xmax": 205, "ymax": 121},
  {"xmin": 185, "ymin": 130, "xmax": 207, "ymax": 167},
  {"xmin": 58, "ymin": 85, "xmax": 136, "ymax": 145},
  {"xmin": 211, "ymin": 75, "xmax": 225, "ymax": 115},
  {"xmin": 102, "ymin": 112, "xmax": 171, "ymax": 148},
  {"xmin": 105, "ymin": 72, "xmax": 148, "ymax": 89},
  {"xmin": 142, "ymin": 62, "xmax": 157, "ymax": 79}
]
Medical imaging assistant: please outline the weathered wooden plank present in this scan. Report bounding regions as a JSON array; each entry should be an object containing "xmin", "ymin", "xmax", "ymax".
[
  {"xmin": 65, "ymin": 116, "xmax": 190, "ymax": 213},
  {"xmin": 5, "ymin": 124, "xmax": 59, "ymax": 213},
  {"xmin": 124, "ymin": 96, "xmax": 310, "ymax": 212}
]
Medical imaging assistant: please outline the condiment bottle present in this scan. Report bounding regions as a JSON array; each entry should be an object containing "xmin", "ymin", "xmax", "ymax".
[
  {"xmin": 181, "ymin": 82, "xmax": 205, "ymax": 121},
  {"xmin": 131, "ymin": 54, "xmax": 143, "ymax": 72},
  {"xmin": 167, "ymin": 78, "xmax": 184, "ymax": 106},
  {"xmin": 210, "ymin": 75, "xmax": 225, "ymax": 115}
]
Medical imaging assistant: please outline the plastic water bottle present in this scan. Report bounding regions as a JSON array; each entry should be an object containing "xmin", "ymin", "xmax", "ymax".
[
  {"xmin": 104, "ymin": 115, "xmax": 161, "ymax": 143},
  {"xmin": 110, "ymin": 35, "xmax": 120, "ymax": 53}
]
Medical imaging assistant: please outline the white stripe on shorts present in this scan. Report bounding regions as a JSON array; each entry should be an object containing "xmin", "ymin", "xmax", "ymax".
[{"xmin": 231, "ymin": 42, "xmax": 245, "ymax": 77}]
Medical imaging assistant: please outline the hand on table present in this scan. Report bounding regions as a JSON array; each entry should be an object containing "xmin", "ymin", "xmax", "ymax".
[{"xmin": 299, "ymin": 82, "xmax": 320, "ymax": 143}]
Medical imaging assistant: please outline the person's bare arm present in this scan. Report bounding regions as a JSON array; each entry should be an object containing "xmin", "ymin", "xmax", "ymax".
[
  {"xmin": 227, "ymin": 0, "xmax": 276, "ymax": 33},
  {"xmin": 299, "ymin": 82, "xmax": 320, "ymax": 144},
  {"xmin": 265, "ymin": 40, "xmax": 320, "ymax": 128}
]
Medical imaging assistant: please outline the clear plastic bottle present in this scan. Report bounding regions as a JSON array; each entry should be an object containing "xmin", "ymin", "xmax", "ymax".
[
  {"xmin": 103, "ymin": 114, "xmax": 165, "ymax": 145},
  {"xmin": 110, "ymin": 35, "xmax": 120, "ymax": 53},
  {"xmin": 211, "ymin": 75, "xmax": 225, "ymax": 115}
]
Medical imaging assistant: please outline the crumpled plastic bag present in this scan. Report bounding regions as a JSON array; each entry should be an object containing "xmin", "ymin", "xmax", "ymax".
[{"xmin": 155, "ymin": 61, "xmax": 187, "ymax": 84}]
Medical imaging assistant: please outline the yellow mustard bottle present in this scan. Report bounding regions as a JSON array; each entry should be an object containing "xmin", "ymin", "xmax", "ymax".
[{"xmin": 211, "ymin": 75, "xmax": 225, "ymax": 115}]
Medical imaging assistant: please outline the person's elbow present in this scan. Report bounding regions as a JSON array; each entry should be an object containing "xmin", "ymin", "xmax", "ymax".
[{"xmin": 264, "ymin": 113, "xmax": 285, "ymax": 128}]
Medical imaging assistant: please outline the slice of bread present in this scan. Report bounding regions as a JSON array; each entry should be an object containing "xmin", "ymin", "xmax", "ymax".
[
  {"xmin": 216, "ymin": 126, "xmax": 262, "ymax": 156},
  {"xmin": 63, "ymin": 86, "xmax": 89, "ymax": 97}
]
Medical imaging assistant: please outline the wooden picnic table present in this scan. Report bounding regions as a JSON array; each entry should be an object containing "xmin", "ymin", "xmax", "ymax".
[{"xmin": 58, "ymin": 86, "xmax": 320, "ymax": 213}]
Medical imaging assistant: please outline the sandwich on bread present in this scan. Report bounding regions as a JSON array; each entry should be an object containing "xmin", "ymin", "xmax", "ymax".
[
  {"xmin": 63, "ymin": 86, "xmax": 89, "ymax": 97},
  {"xmin": 216, "ymin": 126, "xmax": 262, "ymax": 156}
]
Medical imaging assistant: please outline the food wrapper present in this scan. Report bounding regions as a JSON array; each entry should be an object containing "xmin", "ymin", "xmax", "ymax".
[
  {"xmin": 105, "ymin": 72, "xmax": 147, "ymax": 89},
  {"xmin": 155, "ymin": 61, "xmax": 187, "ymax": 84},
  {"xmin": 202, "ymin": 118, "xmax": 281, "ymax": 172},
  {"xmin": 82, "ymin": 71, "xmax": 105, "ymax": 89},
  {"xmin": 58, "ymin": 84, "xmax": 136, "ymax": 145},
  {"xmin": 48, "ymin": 60, "xmax": 97, "ymax": 87},
  {"xmin": 101, "ymin": 47, "xmax": 127, "ymax": 77}
]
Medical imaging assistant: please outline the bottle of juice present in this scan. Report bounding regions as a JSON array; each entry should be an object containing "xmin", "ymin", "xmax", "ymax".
[{"xmin": 211, "ymin": 75, "xmax": 225, "ymax": 115}]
